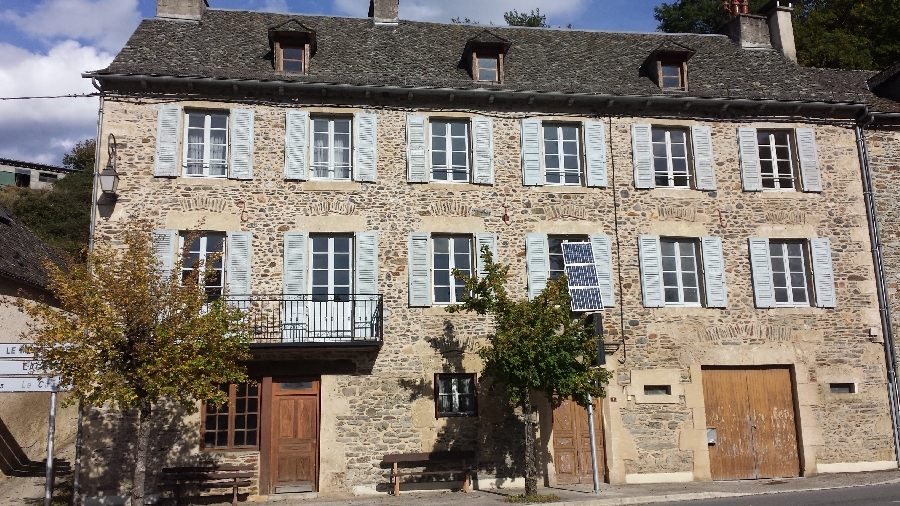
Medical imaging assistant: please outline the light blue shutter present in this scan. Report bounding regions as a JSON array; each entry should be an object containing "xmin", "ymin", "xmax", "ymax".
[
  {"xmin": 584, "ymin": 121, "xmax": 608, "ymax": 188},
  {"xmin": 691, "ymin": 125, "xmax": 716, "ymax": 190},
  {"xmin": 474, "ymin": 233, "xmax": 498, "ymax": 277},
  {"xmin": 748, "ymin": 237, "xmax": 775, "ymax": 308},
  {"xmin": 354, "ymin": 113, "xmax": 378, "ymax": 182},
  {"xmin": 521, "ymin": 119, "xmax": 543, "ymax": 186},
  {"xmin": 406, "ymin": 114, "xmax": 428, "ymax": 183},
  {"xmin": 638, "ymin": 235, "xmax": 664, "ymax": 307},
  {"xmin": 229, "ymin": 109, "xmax": 254, "ymax": 180},
  {"xmin": 701, "ymin": 236, "xmax": 727, "ymax": 308},
  {"xmin": 796, "ymin": 128, "xmax": 822, "ymax": 192},
  {"xmin": 283, "ymin": 232, "xmax": 308, "ymax": 340},
  {"xmin": 152, "ymin": 229, "xmax": 177, "ymax": 279},
  {"xmin": 738, "ymin": 127, "xmax": 761, "ymax": 191},
  {"xmin": 354, "ymin": 232, "xmax": 379, "ymax": 337},
  {"xmin": 810, "ymin": 237, "xmax": 835, "ymax": 308},
  {"xmin": 225, "ymin": 231, "xmax": 252, "ymax": 295},
  {"xmin": 590, "ymin": 234, "xmax": 615, "ymax": 307},
  {"xmin": 153, "ymin": 105, "xmax": 182, "ymax": 177},
  {"xmin": 472, "ymin": 117, "xmax": 494, "ymax": 185},
  {"xmin": 525, "ymin": 233, "xmax": 549, "ymax": 300},
  {"xmin": 284, "ymin": 110, "xmax": 309, "ymax": 180},
  {"xmin": 408, "ymin": 233, "xmax": 431, "ymax": 306},
  {"xmin": 632, "ymin": 124, "xmax": 653, "ymax": 189}
]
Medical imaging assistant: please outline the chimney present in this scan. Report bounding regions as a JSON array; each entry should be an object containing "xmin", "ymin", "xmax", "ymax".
[
  {"xmin": 156, "ymin": 0, "xmax": 208, "ymax": 21},
  {"xmin": 764, "ymin": 1, "xmax": 797, "ymax": 63},
  {"xmin": 368, "ymin": 0, "xmax": 399, "ymax": 25}
]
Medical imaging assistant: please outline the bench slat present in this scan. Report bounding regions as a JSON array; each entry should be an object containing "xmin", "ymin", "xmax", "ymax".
[
  {"xmin": 162, "ymin": 472, "xmax": 255, "ymax": 480},
  {"xmin": 163, "ymin": 465, "xmax": 255, "ymax": 473},
  {"xmin": 383, "ymin": 470, "xmax": 468, "ymax": 478},
  {"xmin": 382, "ymin": 451, "xmax": 475, "ymax": 464}
]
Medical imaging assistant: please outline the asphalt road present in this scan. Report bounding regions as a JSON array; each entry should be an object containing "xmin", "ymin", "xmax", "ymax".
[{"xmin": 646, "ymin": 481, "xmax": 900, "ymax": 506}]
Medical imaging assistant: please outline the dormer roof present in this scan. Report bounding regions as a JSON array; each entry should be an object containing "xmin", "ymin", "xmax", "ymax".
[
  {"xmin": 268, "ymin": 19, "xmax": 317, "ymax": 54},
  {"xmin": 463, "ymin": 30, "xmax": 511, "ymax": 55}
]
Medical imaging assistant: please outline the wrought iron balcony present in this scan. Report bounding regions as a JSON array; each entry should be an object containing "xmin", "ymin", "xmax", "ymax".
[{"xmin": 226, "ymin": 294, "xmax": 383, "ymax": 347}]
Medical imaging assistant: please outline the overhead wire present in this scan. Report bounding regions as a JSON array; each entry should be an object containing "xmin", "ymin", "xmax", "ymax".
[{"xmin": 0, "ymin": 93, "xmax": 100, "ymax": 100}]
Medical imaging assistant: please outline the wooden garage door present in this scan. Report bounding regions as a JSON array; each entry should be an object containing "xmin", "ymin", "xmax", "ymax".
[
  {"xmin": 703, "ymin": 367, "xmax": 800, "ymax": 480},
  {"xmin": 553, "ymin": 397, "xmax": 606, "ymax": 484}
]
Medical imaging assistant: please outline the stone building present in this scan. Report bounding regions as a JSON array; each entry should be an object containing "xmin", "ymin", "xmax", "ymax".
[
  {"xmin": 0, "ymin": 158, "xmax": 76, "ymax": 190},
  {"xmin": 81, "ymin": 0, "xmax": 900, "ymax": 501}
]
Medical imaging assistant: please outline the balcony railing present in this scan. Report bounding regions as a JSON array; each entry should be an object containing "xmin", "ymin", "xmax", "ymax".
[{"xmin": 226, "ymin": 294, "xmax": 383, "ymax": 346}]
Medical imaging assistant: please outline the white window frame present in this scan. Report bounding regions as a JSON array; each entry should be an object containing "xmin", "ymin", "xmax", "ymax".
[
  {"xmin": 660, "ymin": 238, "xmax": 702, "ymax": 307},
  {"xmin": 183, "ymin": 111, "xmax": 229, "ymax": 178},
  {"xmin": 310, "ymin": 116, "xmax": 353, "ymax": 181},
  {"xmin": 435, "ymin": 373, "xmax": 477, "ymax": 417},
  {"xmin": 309, "ymin": 234, "xmax": 353, "ymax": 301},
  {"xmin": 429, "ymin": 119, "xmax": 471, "ymax": 183},
  {"xmin": 652, "ymin": 127, "xmax": 691, "ymax": 188},
  {"xmin": 769, "ymin": 240, "xmax": 811, "ymax": 307},
  {"xmin": 180, "ymin": 232, "xmax": 226, "ymax": 298},
  {"xmin": 432, "ymin": 235, "xmax": 473, "ymax": 305},
  {"xmin": 757, "ymin": 130, "xmax": 797, "ymax": 191},
  {"xmin": 542, "ymin": 123, "xmax": 582, "ymax": 186}
]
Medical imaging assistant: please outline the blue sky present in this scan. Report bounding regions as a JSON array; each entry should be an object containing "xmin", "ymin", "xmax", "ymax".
[{"xmin": 0, "ymin": 0, "xmax": 663, "ymax": 165}]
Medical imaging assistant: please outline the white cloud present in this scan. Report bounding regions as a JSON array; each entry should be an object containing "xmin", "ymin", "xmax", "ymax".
[
  {"xmin": 0, "ymin": 0, "xmax": 141, "ymax": 52},
  {"xmin": 333, "ymin": 0, "xmax": 586, "ymax": 25},
  {"xmin": 0, "ymin": 41, "xmax": 112, "ymax": 164},
  {"xmin": 262, "ymin": 0, "xmax": 290, "ymax": 12}
]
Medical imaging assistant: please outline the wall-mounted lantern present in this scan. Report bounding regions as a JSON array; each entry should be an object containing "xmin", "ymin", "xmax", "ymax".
[{"xmin": 99, "ymin": 133, "xmax": 120, "ymax": 194}]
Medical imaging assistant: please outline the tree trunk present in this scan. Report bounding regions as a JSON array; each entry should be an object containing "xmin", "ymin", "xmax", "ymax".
[
  {"xmin": 131, "ymin": 398, "xmax": 152, "ymax": 506},
  {"xmin": 522, "ymin": 389, "xmax": 538, "ymax": 497}
]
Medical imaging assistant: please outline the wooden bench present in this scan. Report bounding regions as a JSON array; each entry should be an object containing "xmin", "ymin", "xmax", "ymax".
[
  {"xmin": 381, "ymin": 450, "xmax": 475, "ymax": 495},
  {"xmin": 161, "ymin": 463, "xmax": 255, "ymax": 506}
]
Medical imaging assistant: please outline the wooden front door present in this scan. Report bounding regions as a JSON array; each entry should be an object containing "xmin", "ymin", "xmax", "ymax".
[
  {"xmin": 553, "ymin": 397, "xmax": 606, "ymax": 484},
  {"xmin": 270, "ymin": 378, "xmax": 320, "ymax": 493},
  {"xmin": 703, "ymin": 367, "xmax": 800, "ymax": 480}
]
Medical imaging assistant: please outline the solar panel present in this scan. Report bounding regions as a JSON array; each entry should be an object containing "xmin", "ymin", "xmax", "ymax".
[{"xmin": 561, "ymin": 242, "xmax": 604, "ymax": 312}]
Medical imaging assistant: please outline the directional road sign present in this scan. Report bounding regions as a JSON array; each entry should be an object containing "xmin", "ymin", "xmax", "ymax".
[{"xmin": 0, "ymin": 376, "xmax": 61, "ymax": 392}]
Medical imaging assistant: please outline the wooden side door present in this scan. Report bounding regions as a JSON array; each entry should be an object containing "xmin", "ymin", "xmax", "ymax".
[
  {"xmin": 270, "ymin": 378, "xmax": 320, "ymax": 493},
  {"xmin": 749, "ymin": 368, "xmax": 800, "ymax": 478},
  {"xmin": 703, "ymin": 368, "xmax": 755, "ymax": 480},
  {"xmin": 553, "ymin": 397, "xmax": 605, "ymax": 484}
]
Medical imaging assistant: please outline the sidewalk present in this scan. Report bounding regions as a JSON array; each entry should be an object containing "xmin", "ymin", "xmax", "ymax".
[{"xmin": 258, "ymin": 469, "xmax": 900, "ymax": 506}]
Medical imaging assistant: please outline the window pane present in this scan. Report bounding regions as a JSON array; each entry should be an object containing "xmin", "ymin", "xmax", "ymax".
[
  {"xmin": 283, "ymin": 60, "xmax": 303, "ymax": 72},
  {"xmin": 478, "ymin": 57, "xmax": 497, "ymax": 70},
  {"xmin": 283, "ymin": 47, "xmax": 304, "ymax": 60},
  {"xmin": 478, "ymin": 68, "xmax": 497, "ymax": 81}
]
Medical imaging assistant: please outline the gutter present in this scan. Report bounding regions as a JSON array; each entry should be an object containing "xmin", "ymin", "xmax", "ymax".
[{"xmin": 856, "ymin": 119, "xmax": 900, "ymax": 467}]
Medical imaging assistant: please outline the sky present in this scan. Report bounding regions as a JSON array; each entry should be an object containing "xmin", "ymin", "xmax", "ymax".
[{"xmin": 0, "ymin": 0, "xmax": 663, "ymax": 166}]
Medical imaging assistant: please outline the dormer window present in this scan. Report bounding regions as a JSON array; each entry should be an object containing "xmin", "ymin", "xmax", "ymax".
[
  {"xmin": 659, "ymin": 61, "xmax": 686, "ymax": 89},
  {"xmin": 643, "ymin": 41, "xmax": 695, "ymax": 92},
  {"xmin": 279, "ymin": 45, "xmax": 306, "ymax": 73},
  {"xmin": 268, "ymin": 19, "xmax": 316, "ymax": 75},
  {"xmin": 464, "ymin": 31, "xmax": 511, "ymax": 84}
]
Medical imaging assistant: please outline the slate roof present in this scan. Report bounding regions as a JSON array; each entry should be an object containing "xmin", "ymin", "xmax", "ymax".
[
  {"xmin": 91, "ymin": 8, "xmax": 899, "ymax": 111},
  {"xmin": 0, "ymin": 206, "xmax": 63, "ymax": 290}
]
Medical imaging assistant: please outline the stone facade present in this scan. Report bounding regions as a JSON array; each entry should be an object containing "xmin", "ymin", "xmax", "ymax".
[{"xmin": 83, "ymin": 87, "xmax": 898, "ymax": 500}]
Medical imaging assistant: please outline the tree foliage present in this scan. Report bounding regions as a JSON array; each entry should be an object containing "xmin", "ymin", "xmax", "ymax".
[
  {"xmin": 653, "ymin": 0, "xmax": 900, "ymax": 70},
  {"xmin": 504, "ymin": 8, "xmax": 549, "ymax": 27},
  {"xmin": 0, "ymin": 140, "xmax": 94, "ymax": 259},
  {"xmin": 447, "ymin": 247, "xmax": 611, "ymax": 496},
  {"xmin": 16, "ymin": 219, "xmax": 252, "ymax": 505}
]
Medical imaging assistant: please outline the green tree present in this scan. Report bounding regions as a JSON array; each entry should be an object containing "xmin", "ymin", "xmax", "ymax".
[
  {"xmin": 16, "ymin": 220, "xmax": 252, "ymax": 506},
  {"xmin": 0, "ymin": 140, "xmax": 94, "ymax": 258},
  {"xmin": 504, "ymin": 8, "xmax": 549, "ymax": 27},
  {"xmin": 447, "ymin": 247, "xmax": 611, "ymax": 497},
  {"xmin": 653, "ymin": 0, "xmax": 767, "ymax": 34}
]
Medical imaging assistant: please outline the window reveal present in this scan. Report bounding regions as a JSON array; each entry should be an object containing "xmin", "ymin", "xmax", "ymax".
[
  {"xmin": 475, "ymin": 56, "xmax": 499, "ymax": 82},
  {"xmin": 311, "ymin": 117, "xmax": 352, "ymax": 180},
  {"xmin": 281, "ymin": 45, "xmax": 305, "ymax": 73},
  {"xmin": 203, "ymin": 382, "xmax": 259, "ymax": 449},
  {"xmin": 433, "ymin": 236, "xmax": 472, "ymax": 304},
  {"xmin": 652, "ymin": 128, "xmax": 690, "ymax": 188},
  {"xmin": 436, "ymin": 374, "xmax": 477, "ymax": 417},
  {"xmin": 430, "ymin": 120, "xmax": 470, "ymax": 182},
  {"xmin": 543, "ymin": 124, "xmax": 581, "ymax": 185},
  {"xmin": 181, "ymin": 232, "xmax": 226, "ymax": 299},
  {"xmin": 184, "ymin": 112, "xmax": 228, "ymax": 177},
  {"xmin": 661, "ymin": 239, "xmax": 701, "ymax": 306},
  {"xmin": 769, "ymin": 241, "xmax": 810, "ymax": 306},
  {"xmin": 757, "ymin": 131, "xmax": 796, "ymax": 190},
  {"xmin": 659, "ymin": 62, "xmax": 684, "ymax": 89}
]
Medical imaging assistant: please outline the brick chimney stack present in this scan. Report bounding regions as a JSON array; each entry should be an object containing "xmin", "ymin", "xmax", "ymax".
[
  {"xmin": 156, "ymin": 0, "xmax": 208, "ymax": 21},
  {"xmin": 368, "ymin": 0, "xmax": 399, "ymax": 25},
  {"xmin": 765, "ymin": 1, "xmax": 797, "ymax": 63}
]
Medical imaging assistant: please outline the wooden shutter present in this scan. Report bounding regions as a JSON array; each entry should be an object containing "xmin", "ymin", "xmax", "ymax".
[
  {"xmin": 638, "ymin": 235, "xmax": 664, "ymax": 307},
  {"xmin": 796, "ymin": 128, "xmax": 822, "ymax": 192},
  {"xmin": 354, "ymin": 232, "xmax": 379, "ymax": 295},
  {"xmin": 474, "ymin": 233, "xmax": 498, "ymax": 277},
  {"xmin": 748, "ymin": 237, "xmax": 775, "ymax": 308},
  {"xmin": 225, "ymin": 231, "xmax": 252, "ymax": 295},
  {"xmin": 809, "ymin": 237, "xmax": 835, "ymax": 308},
  {"xmin": 738, "ymin": 127, "xmax": 762, "ymax": 191},
  {"xmin": 406, "ymin": 114, "xmax": 428, "ymax": 183},
  {"xmin": 283, "ymin": 232, "xmax": 308, "ymax": 330},
  {"xmin": 153, "ymin": 105, "xmax": 182, "ymax": 177},
  {"xmin": 691, "ymin": 125, "xmax": 716, "ymax": 190},
  {"xmin": 152, "ymin": 229, "xmax": 177, "ymax": 279},
  {"xmin": 525, "ymin": 233, "xmax": 549, "ymax": 300},
  {"xmin": 229, "ymin": 109, "xmax": 254, "ymax": 180},
  {"xmin": 521, "ymin": 119, "xmax": 543, "ymax": 186},
  {"xmin": 584, "ymin": 121, "xmax": 608, "ymax": 188},
  {"xmin": 701, "ymin": 236, "xmax": 727, "ymax": 308},
  {"xmin": 590, "ymin": 234, "xmax": 615, "ymax": 307},
  {"xmin": 631, "ymin": 124, "xmax": 653, "ymax": 189},
  {"xmin": 408, "ymin": 233, "xmax": 431, "ymax": 306},
  {"xmin": 472, "ymin": 117, "xmax": 494, "ymax": 185},
  {"xmin": 284, "ymin": 110, "xmax": 309, "ymax": 180},
  {"xmin": 354, "ymin": 113, "xmax": 378, "ymax": 182}
]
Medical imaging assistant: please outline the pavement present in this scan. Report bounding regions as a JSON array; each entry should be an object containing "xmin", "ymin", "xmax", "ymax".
[{"xmin": 255, "ymin": 469, "xmax": 900, "ymax": 506}]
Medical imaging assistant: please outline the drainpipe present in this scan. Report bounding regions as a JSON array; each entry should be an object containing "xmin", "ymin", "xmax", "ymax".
[{"xmin": 856, "ymin": 120, "xmax": 900, "ymax": 467}]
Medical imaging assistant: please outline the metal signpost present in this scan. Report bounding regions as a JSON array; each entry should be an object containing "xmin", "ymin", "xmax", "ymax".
[{"xmin": 0, "ymin": 343, "xmax": 64, "ymax": 506}]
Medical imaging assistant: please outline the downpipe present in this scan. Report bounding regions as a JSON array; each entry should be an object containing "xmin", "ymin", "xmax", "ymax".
[{"xmin": 856, "ymin": 122, "xmax": 900, "ymax": 467}]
